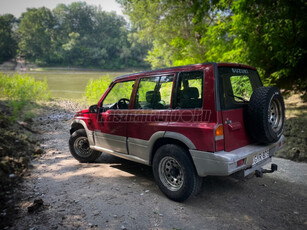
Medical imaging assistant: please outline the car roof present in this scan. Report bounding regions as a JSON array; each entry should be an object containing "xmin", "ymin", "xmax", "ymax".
[{"xmin": 113, "ymin": 62, "xmax": 256, "ymax": 82}]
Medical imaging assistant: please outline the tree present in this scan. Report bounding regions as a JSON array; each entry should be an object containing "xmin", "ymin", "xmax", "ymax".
[
  {"xmin": 3, "ymin": 2, "xmax": 150, "ymax": 69},
  {"xmin": 227, "ymin": 0, "xmax": 307, "ymax": 91},
  {"xmin": 0, "ymin": 14, "xmax": 17, "ymax": 63},
  {"xmin": 18, "ymin": 7, "xmax": 56, "ymax": 65},
  {"xmin": 117, "ymin": 0, "xmax": 219, "ymax": 68},
  {"xmin": 53, "ymin": 2, "xmax": 150, "ymax": 69}
]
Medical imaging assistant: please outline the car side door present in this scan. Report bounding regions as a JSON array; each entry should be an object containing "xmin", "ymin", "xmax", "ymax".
[{"xmin": 94, "ymin": 79, "xmax": 136, "ymax": 154}]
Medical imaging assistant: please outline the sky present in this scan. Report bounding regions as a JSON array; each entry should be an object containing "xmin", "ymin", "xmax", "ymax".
[{"xmin": 0, "ymin": 0, "xmax": 124, "ymax": 17}]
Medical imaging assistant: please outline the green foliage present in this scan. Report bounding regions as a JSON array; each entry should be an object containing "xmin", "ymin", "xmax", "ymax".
[
  {"xmin": 0, "ymin": 14, "xmax": 17, "ymax": 64},
  {"xmin": 228, "ymin": 0, "xmax": 307, "ymax": 91},
  {"xmin": 85, "ymin": 75, "xmax": 113, "ymax": 104},
  {"xmin": 118, "ymin": 0, "xmax": 307, "ymax": 94},
  {"xmin": 0, "ymin": 74, "xmax": 50, "ymax": 101},
  {"xmin": 118, "ymin": 0, "xmax": 215, "ymax": 68},
  {"xmin": 0, "ymin": 73, "xmax": 50, "ymax": 120}
]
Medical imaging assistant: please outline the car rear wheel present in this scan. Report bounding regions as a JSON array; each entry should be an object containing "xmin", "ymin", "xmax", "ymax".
[
  {"xmin": 152, "ymin": 144, "xmax": 202, "ymax": 202},
  {"xmin": 248, "ymin": 86, "xmax": 285, "ymax": 144},
  {"xmin": 69, "ymin": 129, "xmax": 101, "ymax": 163}
]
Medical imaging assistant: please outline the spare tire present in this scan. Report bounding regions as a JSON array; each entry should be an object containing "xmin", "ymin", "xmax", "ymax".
[{"xmin": 248, "ymin": 86, "xmax": 285, "ymax": 144}]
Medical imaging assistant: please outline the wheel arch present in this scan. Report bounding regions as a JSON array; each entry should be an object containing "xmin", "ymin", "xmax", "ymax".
[
  {"xmin": 70, "ymin": 122, "xmax": 85, "ymax": 135},
  {"xmin": 70, "ymin": 119, "xmax": 95, "ymax": 146},
  {"xmin": 149, "ymin": 132, "xmax": 196, "ymax": 166}
]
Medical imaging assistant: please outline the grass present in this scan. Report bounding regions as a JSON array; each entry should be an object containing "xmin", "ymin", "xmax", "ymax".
[{"xmin": 0, "ymin": 73, "xmax": 50, "ymax": 121}]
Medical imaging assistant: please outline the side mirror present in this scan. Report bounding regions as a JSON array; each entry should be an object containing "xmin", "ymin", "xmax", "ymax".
[{"xmin": 89, "ymin": 104, "xmax": 98, "ymax": 113}]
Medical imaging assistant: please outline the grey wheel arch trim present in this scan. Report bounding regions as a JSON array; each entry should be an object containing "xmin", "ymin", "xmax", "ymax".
[
  {"xmin": 164, "ymin": 132, "xmax": 196, "ymax": 149},
  {"xmin": 70, "ymin": 119, "xmax": 95, "ymax": 146},
  {"xmin": 146, "ymin": 131, "xmax": 166, "ymax": 164},
  {"xmin": 148, "ymin": 131, "xmax": 196, "ymax": 165}
]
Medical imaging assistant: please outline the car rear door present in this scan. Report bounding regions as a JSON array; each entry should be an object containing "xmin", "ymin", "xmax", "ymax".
[
  {"xmin": 126, "ymin": 74, "xmax": 174, "ymax": 159},
  {"xmin": 218, "ymin": 66, "xmax": 262, "ymax": 152}
]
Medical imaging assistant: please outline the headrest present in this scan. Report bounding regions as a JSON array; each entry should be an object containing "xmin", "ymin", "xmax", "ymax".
[
  {"xmin": 146, "ymin": 91, "xmax": 161, "ymax": 103},
  {"xmin": 181, "ymin": 87, "xmax": 199, "ymax": 99}
]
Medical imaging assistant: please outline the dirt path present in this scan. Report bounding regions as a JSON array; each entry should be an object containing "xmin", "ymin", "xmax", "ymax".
[{"xmin": 11, "ymin": 101, "xmax": 307, "ymax": 230}]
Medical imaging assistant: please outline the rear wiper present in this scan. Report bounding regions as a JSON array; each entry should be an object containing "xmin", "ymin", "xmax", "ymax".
[{"xmin": 228, "ymin": 93, "xmax": 249, "ymax": 103}]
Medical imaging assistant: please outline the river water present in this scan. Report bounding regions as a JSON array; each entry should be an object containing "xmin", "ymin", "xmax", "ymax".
[{"xmin": 22, "ymin": 71, "xmax": 131, "ymax": 99}]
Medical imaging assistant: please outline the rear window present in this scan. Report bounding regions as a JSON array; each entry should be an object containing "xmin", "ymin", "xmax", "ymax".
[{"xmin": 218, "ymin": 67, "xmax": 262, "ymax": 110}]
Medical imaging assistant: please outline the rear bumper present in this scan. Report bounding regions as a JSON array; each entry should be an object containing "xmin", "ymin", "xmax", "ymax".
[{"xmin": 190, "ymin": 135, "xmax": 285, "ymax": 177}]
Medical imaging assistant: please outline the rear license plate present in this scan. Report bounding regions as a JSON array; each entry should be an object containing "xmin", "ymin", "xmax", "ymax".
[{"xmin": 252, "ymin": 149, "xmax": 269, "ymax": 166}]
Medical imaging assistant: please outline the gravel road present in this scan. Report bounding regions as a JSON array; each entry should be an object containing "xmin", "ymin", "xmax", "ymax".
[{"xmin": 12, "ymin": 101, "xmax": 307, "ymax": 230}]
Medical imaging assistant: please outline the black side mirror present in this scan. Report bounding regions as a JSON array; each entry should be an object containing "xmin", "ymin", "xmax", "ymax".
[{"xmin": 89, "ymin": 104, "xmax": 98, "ymax": 113}]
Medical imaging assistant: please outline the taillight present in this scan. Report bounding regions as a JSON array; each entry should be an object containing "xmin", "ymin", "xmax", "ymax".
[
  {"xmin": 237, "ymin": 159, "xmax": 244, "ymax": 167},
  {"xmin": 215, "ymin": 125, "xmax": 224, "ymax": 137},
  {"xmin": 215, "ymin": 124, "xmax": 224, "ymax": 151}
]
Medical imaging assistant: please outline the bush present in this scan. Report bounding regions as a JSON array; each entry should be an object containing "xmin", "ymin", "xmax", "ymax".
[
  {"xmin": 0, "ymin": 73, "xmax": 50, "ymax": 120},
  {"xmin": 85, "ymin": 75, "xmax": 112, "ymax": 104}
]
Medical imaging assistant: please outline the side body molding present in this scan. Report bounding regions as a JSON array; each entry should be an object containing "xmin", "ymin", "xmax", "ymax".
[
  {"xmin": 127, "ymin": 131, "xmax": 165, "ymax": 164},
  {"xmin": 127, "ymin": 131, "xmax": 196, "ymax": 166}
]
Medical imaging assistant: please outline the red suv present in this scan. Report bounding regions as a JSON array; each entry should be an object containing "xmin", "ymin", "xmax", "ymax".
[{"xmin": 69, "ymin": 63, "xmax": 285, "ymax": 201}]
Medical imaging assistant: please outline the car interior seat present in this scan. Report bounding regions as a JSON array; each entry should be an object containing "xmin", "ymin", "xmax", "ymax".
[
  {"xmin": 179, "ymin": 87, "xmax": 202, "ymax": 108},
  {"xmin": 144, "ymin": 91, "xmax": 164, "ymax": 109}
]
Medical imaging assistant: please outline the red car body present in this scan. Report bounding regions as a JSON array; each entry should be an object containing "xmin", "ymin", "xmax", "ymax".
[{"xmin": 69, "ymin": 62, "xmax": 285, "ymax": 201}]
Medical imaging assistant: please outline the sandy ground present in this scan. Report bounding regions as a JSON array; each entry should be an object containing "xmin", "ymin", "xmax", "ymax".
[{"xmin": 10, "ymin": 101, "xmax": 307, "ymax": 230}]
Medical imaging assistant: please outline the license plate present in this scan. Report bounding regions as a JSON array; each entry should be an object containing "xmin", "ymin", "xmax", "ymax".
[{"xmin": 252, "ymin": 149, "xmax": 269, "ymax": 166}]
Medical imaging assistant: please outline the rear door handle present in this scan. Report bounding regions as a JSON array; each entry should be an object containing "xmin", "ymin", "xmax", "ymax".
[{"xmin": 228, "ymin": 122, "xmax": 242, "ymax": 131}]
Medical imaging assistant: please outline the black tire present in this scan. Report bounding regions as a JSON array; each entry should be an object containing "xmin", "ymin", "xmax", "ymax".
[
  {"xmin": 248, "ymin": 86, "xmax": 285, "ymax": 144},
  {"xmin": 152, "ymin": 144, "xmax": 203, "ymax": 202},
  {"xmin": 69, "ymin": 129, "xmax": 101, "ymax": 163}
]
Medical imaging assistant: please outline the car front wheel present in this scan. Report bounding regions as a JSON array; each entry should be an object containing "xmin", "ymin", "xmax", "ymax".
[
  {"xmin": 69, "ymin": 129, "xmax": 101, "ymax": 163},
  {"xmin": 152, "ymin": 144, "xmax": 202, "ymax": 202}
]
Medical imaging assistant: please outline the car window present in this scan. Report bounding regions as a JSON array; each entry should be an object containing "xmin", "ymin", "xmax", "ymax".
[
  {"xmin": 175, "ymin": 71, "xmax": 203, "ymax": 109},
  {"xmin": 135, "ymin": 75, "xmax": 174, "ymax": 110},
  {"xmin": 103, "ymin": 80, "xmax": 135, "ymax": 108}
]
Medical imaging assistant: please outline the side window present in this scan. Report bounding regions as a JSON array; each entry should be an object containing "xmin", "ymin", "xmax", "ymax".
[
  {"xmin": 230, "ymin": 76, "xmax": 253, "ymax": 102},
  {"xmin": 103, "ymin": 80, "xmax": 135, "ymax": 109},
  {"xmin": 175, "ymin": 71, "xmax": 203, "ymax": 109},
  {"xmin": 135, "ymin": 75, "xmax": 174, "ymax": 110}
]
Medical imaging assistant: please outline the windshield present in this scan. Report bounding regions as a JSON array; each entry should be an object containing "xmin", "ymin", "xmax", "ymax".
[{"xmin": 218, "ymin": 67, "xmax": 262, "ymax": 110}]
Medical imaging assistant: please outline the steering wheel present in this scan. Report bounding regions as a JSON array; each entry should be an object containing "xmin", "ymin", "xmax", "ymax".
[{"xmin": 117, "ymin": 98, "xmax": 130, "ymax": 109}]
